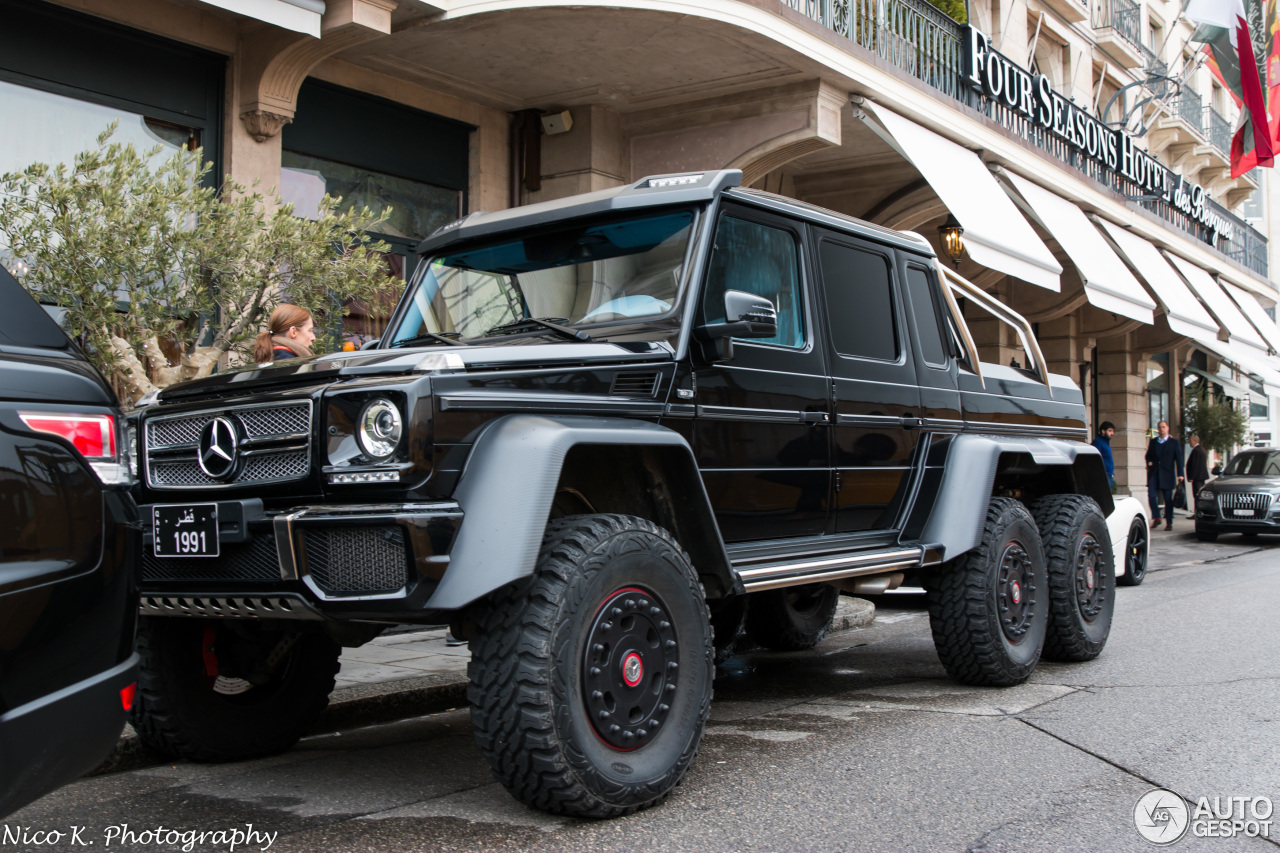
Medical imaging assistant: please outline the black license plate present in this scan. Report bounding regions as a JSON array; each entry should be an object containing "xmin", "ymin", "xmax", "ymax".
[{"xmin": 153, "ymin": 504, "xmax": 220, "ymax": 557}]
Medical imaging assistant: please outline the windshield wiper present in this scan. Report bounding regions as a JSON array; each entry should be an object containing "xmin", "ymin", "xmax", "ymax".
[
  {"xmin": 486, "ymin": 317, "xmax": 593, "ymax": 342},
  {"xmin": 391, "ymin": 331, "xmax": 469, "ymax": 348}
]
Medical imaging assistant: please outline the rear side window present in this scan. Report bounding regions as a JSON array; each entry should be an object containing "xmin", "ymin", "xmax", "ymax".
[
  {"xmin": 0, "ymin": 265, "xmax": 68, "ymax": 349},
  {"xmin": 819, "ymin": 241, "xmax": 898, "ymax": 361},
  {"xmin": 702, "ymin": 216, "xmax": 805, "ymax": 349},
  {"xmin": 905, "ymin": 265, "xmax": 947, "ymax": 367}
]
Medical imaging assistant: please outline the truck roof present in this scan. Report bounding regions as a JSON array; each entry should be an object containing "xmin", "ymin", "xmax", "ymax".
[{"xmin": 417, "ymin": 170, "xmax": 938, "ymax": 260}]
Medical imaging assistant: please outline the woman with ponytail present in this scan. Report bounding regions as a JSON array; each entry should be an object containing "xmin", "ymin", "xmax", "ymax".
[{"xmin": 254, "ymin": 304, "xmax": 316, "ymax": 363}]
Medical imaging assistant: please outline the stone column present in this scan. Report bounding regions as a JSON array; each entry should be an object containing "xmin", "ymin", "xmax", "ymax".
[
  {"xmin": 1097, "ymin": 332, "xmax": 1149, "ymax": 496},
  {"xmin": 524, "ymin": 105, "xmax": 628, "ymax": 205}
]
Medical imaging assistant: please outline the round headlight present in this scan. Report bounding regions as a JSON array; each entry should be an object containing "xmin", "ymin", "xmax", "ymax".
[{"xmin": 357, "ymin": 398, "xmax": 402, "ymax": 462}]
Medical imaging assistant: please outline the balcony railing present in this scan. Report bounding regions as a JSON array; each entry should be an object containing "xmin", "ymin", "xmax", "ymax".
[
  {"xmin": 778, "ymin": 0, "xmax": 1267, "ymax": 276},
  {"xmin": 1174, "ymin": 88, "xmax": 1204, "ymax": 130},
  {"xmin": 781, "ymin": 0, "xmax": 966, "ymax": 98},
  {"xmin": 1140, "ymin": 42, "xmax": 1169, "ymax": 80},
  {"xmin": 1092, "ymin": 0, "xmax": 1143, "ymax": 52},
  {"xmin": 1206, "ymin": 106, "xmax": 1233, "ymax": 153}
]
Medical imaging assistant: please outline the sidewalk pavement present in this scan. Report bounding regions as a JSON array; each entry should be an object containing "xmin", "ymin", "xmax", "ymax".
[{"xmin": 95, "ymin": 524, "xmax": 1266, "ymax": 777}]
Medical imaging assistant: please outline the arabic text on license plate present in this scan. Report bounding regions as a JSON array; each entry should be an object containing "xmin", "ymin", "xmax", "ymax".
[{"xmin": 153, "ymin": 504, "xmax": 220, "ymax": 557}]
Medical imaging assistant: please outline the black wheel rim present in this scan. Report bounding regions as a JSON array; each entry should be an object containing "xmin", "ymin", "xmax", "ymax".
[
  {"xmin": 1074, "ymin": 532, "xmax": 1107, "ymax": 621},
  {"xmin": 997, "ymin": 541, "xmax": 1036, "ymax": 643},
  {"xmin": 583, "ymin": 587, "xmax": 677, "ymax": 751},
  {"xmin": 1127, "ymin": 519, "xmax": 1148, "ymax": 580}
]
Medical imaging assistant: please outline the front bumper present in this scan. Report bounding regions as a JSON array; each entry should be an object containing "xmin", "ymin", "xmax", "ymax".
[
  {"xmin": 1194, "ymin": 496, "xmax": 1280, "ymax": 534},
  {"xmin": 139, "ymin": 500, "xmax": 463, "ymax": 621}
]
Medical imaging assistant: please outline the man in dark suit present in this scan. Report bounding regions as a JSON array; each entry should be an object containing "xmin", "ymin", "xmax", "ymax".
[
  {"xmin": 1146, "ymin": 420, "xmax": 1185, "ymax": 531},
  {"xmin": 1186, "ymin": 434, "xmax": 1210, "ymax": 506}
]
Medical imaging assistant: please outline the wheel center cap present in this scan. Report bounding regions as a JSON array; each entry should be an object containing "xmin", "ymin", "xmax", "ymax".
[
  {"xmin": 1011, "ymin": 581, "xmax": 1022, "ymax": 605},
  {"xmin": 622, "ymin": 652, "xmax": 643, "ymax": 687},
  {"xmin": 1086, "ymin": 567, "xmax": 1095, "ymax": 589}
]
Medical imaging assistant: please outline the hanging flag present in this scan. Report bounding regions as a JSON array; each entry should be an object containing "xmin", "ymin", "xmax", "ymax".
[{"xmin": 1186, "ymin": 0, "xmax": 1274, "ymax": 175}]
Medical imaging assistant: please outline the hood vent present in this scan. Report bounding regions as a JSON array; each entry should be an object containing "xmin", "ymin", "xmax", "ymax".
[{"xmin": 610, "ymin": 371, "xmax": 660, "ymax": 397}]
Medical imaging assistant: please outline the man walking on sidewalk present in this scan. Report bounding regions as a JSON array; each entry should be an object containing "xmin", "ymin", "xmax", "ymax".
[
  {"xmin": 1146, "ymin": 420, "xmax": 1185, "ymax": 530},
  {"xmin": 1186, "ymin": 434, "xmax": 1209, "ymax": 505},
  {"xmin": 1092, "ymin": 421, "xmax": 1116, "ymax": 491}
]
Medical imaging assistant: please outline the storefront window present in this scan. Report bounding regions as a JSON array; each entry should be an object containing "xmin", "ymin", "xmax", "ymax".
[
  {"xmin": 1146, "ymin": 354, "xmax": 1169, "ymax": 431},
  {"xmin": 281, "ymin": 150, "xmax": 464, "ymax": 345},
  {"xmin": 0, "ymin": 80, "xmax": 195, "ymax": 178},
  {"xmin": 0, "ymin": 80, "xmax": 199, "ymax": 277},
  {"xmin": 280, "ymin": 150, "xmax": 461, "ymax": 245},
  {"xmin": 1249, "ymin": 377, "xmax": 1268, "ymax": 419}
]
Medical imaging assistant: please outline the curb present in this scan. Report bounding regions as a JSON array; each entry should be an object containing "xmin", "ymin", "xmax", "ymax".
[{"xmin": 90, "ymin": 597, "xmax": 877, "ymax": 779}]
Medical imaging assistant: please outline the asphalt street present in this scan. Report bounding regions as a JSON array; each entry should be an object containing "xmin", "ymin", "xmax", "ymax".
[{"xmin": 8, "ymin": 534, "xmax": 1280, "ymax": 852}]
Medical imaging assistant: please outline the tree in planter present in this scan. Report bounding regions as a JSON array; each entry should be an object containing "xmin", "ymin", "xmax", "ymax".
[
  {"xmin": 1181, "ymin": 384, "xmax": 1249, "ymax": 458},
  {"xmin": 0, "ymin": 125, "xmax": 399, "ymax": 404}
]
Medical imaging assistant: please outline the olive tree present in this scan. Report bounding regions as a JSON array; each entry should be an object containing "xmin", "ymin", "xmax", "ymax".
[
  {"xmin": 1182, "ymin": 385, "xmax": 1249, "ymax": 455},
  {"xmin": 0, "ymin": 125, "xmax": 399, "ymax": 404}
]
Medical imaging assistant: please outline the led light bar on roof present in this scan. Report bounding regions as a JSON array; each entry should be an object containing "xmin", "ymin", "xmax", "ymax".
[{"xmin": 646, "ymin": 174, "xmax": 704, "ymax": 188}]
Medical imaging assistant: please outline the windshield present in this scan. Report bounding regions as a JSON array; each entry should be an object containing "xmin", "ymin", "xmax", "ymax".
[
  {"xmin": 1223, "ymin": 451, "xmax": 1280, "ymax": 476},
  {"xmin": 386, "ymin": 209, "xmax": 695, "ymax": 345}
]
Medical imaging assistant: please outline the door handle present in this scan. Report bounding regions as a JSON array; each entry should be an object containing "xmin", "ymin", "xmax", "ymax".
[
  {"xmin": 900, "ymin": 415, "xmax": 925, "ymax": 429},
  {"xmin": 800, "ymin": 411, "xmax": 830, "ymax": 424}
]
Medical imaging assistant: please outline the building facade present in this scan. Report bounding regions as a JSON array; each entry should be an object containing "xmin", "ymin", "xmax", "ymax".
[{"xmin": 3, "ymin": 0, "xmax": 1279, "ymax": 491}]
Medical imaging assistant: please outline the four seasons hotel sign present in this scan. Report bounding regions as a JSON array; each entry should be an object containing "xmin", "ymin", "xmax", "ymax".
[{"xmin": 963, "ymin": 26, "xmax": 1234, "ymax": 242}]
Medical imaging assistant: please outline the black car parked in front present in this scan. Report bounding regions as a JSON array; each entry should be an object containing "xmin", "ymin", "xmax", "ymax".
[
  {"xmin": 0, "ymin": 266, "xmax": 139, "ymax": 818},
  {"xmin": 1195, "ymin": 448, "xmax": 1280, "ymax": 540}
]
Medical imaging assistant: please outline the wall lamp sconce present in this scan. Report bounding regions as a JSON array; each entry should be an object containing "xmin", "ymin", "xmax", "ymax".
[{"xmin": 938, "ymin": 214, "xmax": 965, "ymax": 268}]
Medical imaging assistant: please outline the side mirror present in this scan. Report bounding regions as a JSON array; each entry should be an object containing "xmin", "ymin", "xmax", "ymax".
[
  {"xmin": 694, "ymin": 290, "xmax": 779, "ymax": 362},
  {"xmin": 1211, "ymin": 464, "xmax": 1222, "ymax": 476},
  {"xmin": 722, "ymin": 290, "xmax": 779, "ymax": 339},
  {"xmin": 359, "ymin": 338, "xmax": 381, "ymax": 351}
]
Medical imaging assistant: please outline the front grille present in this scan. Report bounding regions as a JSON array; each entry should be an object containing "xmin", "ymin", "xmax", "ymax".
[
  {"xmin": 1217, "ymin": 492, "xmax": 1274, "ymax": 516},
  {"xmin": 303, "ymin": 526, "xmax": 407, "ymax": 596},
  {"xmin": 142, "ymin": 533, "xmax": 281, "ymax": 583},
  {"xmin": 144, "ymin": 401, "xmax": 312, "ymax": 490}
]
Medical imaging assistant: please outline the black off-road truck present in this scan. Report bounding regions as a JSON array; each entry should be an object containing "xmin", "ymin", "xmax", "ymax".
[{"xmin": 129, "ymin": 170, "xmax": 1115, "ymax": 817}]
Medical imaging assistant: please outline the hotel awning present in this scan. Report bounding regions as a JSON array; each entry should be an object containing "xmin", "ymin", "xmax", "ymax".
[
  {"xmin": 1094, "ymin": 219, "xmax": 1220, "ymax": 340},
  {"xmin": 1183, "ymin": 366, "xmax": 1267, "ymax": 405},
  {"xmin": 858, "ymin": 103, "xmax": 1062, "ymax": 291},
  {"xmin": 1221, "ymin": 281, "xmax": 1280, "ymax": 355},
  {"xmin": 196, "ymin": 0, "xmax": 323, "ymax": 36},
  {"xmin": 1164, "ymin": 252, "xmax": 1269, "ymax": 350},
  {"xmin": 1001, "ymin": 172, "xmax": 1155, "ymax": 324},
  {"xmin": 1191, "ymin": 337, "xmax": 1280, "ymax": 395}
]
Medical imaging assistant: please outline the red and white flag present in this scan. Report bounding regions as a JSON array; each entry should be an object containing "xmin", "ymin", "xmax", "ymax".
[{"xmin": 1186, "ymin": 0, "xmax": 1274, "ymax": 173}]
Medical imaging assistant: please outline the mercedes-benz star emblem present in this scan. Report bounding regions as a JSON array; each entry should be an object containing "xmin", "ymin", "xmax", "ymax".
[{"xmin": 198, "ymin": 417, "xmax": 240, "ymax": 480}]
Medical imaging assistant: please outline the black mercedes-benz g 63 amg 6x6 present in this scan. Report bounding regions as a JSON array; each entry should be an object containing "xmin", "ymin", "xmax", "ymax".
[{"xmin": 129, "ymin": 170, "xmax": 1115, "ymax": 818}]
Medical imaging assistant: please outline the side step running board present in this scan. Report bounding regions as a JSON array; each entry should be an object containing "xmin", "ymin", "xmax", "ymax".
[{"xmin": 734, "ymin": 547, "xmax": 923, "ymax": 592}]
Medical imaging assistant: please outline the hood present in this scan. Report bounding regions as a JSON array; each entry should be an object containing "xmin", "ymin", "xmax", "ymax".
[
  {"xmin": 156, "ymin": 341, "xmax": 674, "ymax": 402},
  {"xmin": 1209, "ymin": 475, "xmax": 1280, "ymax": 491}
]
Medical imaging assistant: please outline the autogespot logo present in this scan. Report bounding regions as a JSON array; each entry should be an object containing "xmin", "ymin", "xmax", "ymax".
[{"xmin": 1135, "ymin": 789, "xmax": 1190, "ymax": 845}]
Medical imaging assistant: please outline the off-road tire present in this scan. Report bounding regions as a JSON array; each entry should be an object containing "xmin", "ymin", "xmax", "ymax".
[
  {"xmin": 1195, "ymin": 525, "xmax": 1219, "ymax": 542},
  {"xmin": 1117, "ymin": 514, "xmax": 1149, "ymax": 586},
  {"xmin": 466, "ymin": 514, "xmax": 714, "ymax": 819},
  {"xmin": 1029, "ymin": 495, "xmax": 1115, "ymax": 662},
  {"xmin": 927, "ymin": 497, "xmax": 1047, "ymax": 686},
  {"xmin": 744, "ymin": 583, "xmax": 839, "ymax": 651},
  {"xmin": 130, "ymin": 617, "xmax": 341, "ymax": 762}
]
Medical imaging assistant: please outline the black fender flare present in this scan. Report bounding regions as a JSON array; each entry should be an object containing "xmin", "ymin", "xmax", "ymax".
[
  {"xmin": 917, "ymin": 434, "xmax": 1113, "ymax": 562},
  {"xmin": 425, "ymin": 414, "xmax": 735, "ymax": 610}
]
